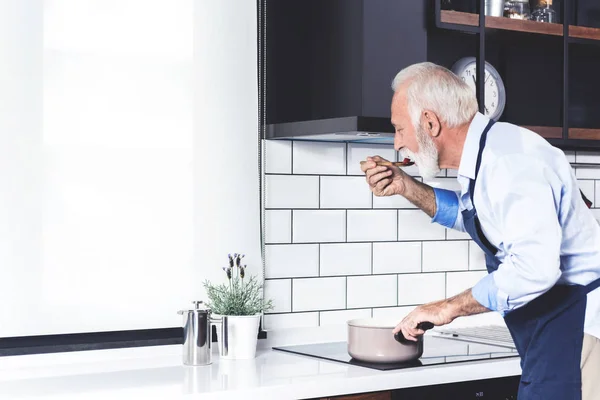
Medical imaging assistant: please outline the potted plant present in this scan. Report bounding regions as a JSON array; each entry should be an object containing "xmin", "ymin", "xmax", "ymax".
[{"xmin": 203, "ymin": 253, "xmax": 273, "ymax": 360}]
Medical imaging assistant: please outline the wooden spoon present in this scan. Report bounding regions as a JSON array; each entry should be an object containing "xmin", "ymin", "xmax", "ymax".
[{"xmin": 360, "ymin": 158, "xmax": 415, "ymax": 167}]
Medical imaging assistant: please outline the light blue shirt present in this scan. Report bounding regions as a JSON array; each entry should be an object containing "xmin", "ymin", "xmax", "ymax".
[{"xmin": 432, "ymin": 112, "xmax": 600, "ymax": 339}]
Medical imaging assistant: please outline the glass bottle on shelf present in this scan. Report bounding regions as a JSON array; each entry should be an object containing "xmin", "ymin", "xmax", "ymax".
[
  {"xmin": 531, "ymin": 0, "xmax": 557, "ymax": 23},
  {"xmin": 503, "ymin": 0, "xmax": 530, "ymax": 20}
]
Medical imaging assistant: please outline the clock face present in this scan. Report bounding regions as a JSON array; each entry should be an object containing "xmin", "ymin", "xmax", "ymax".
[{"xmin": 451, "ymin": 58, "xmax": 506, "ymax": 121}]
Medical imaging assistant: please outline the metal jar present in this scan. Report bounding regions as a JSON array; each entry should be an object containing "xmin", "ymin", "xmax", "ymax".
[
  {"xmin": 178, "ymin": 301, "xmax": 226, "ymax": 366},
  {"xmin": 485, "ymin": 0, "xmax": 505, "ymax": 17}
]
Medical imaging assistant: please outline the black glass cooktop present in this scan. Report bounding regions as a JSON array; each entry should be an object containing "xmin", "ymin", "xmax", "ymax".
[{"xmin": 272, "ymin": 336, "xmax": 519, "ymax": 371}]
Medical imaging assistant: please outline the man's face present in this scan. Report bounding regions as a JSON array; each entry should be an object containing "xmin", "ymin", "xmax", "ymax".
[{"xmin": 390, "ymin": 86, "xmax": 441, "ymax": 180}]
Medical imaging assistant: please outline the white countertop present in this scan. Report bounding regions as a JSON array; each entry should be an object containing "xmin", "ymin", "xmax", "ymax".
[{"xmin": 0, "ymin": 316, "xmax": 522, "ymax": 400}]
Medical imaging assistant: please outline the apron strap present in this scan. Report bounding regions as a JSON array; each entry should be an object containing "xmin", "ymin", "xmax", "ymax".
[
  {"xmin": 468, "ymin": 119, "xmax": 496, "ymax": 205},
  {"xmin": 467, "ymin": 119, "xmax": 497, "ymax": 255},
  {"xmin": 585, "ymin": 276, "xmax": 600, "ymax": 294}
]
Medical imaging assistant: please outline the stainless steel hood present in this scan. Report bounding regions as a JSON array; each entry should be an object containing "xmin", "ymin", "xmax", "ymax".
[
  {"xmin": 259, "ymin": 0, "xmax": 427, "ymax": 144},
  {"xmin": 264, "ymin": 117, "xmax": 395, "ymax": 144}
]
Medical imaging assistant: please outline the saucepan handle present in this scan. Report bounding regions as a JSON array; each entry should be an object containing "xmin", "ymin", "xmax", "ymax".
[{"xmin": 394, "ymin": 321, "xmax": 434, "ymax": 344}]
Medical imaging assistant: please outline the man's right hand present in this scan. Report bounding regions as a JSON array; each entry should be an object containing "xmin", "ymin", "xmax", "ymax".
[{"xmin": 361, "ymin": 155, "xmax": 410, "ymax": 197}]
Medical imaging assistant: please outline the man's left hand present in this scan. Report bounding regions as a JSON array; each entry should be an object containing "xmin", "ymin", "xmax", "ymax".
[{"xmin": 393, "ymin": 300, "xmax": 455, "ymax": 342}]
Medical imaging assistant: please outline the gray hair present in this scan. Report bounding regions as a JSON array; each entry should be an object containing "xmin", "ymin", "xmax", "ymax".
[{"xmin": 391, "ymin": 62, "xmax": 478, "ymax": 129}]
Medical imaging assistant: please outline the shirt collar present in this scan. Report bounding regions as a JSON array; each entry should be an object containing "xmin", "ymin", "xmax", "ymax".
[{"xmin": 457, "ymin": 112, "xmax": 490, "ymax": 181}]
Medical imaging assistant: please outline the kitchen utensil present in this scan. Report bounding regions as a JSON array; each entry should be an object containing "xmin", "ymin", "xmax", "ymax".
[
  {"xmin": 359, "ymin": 158, "xmax": 415, "ymax": 168},
  {"xmin": 347, "ymin": 318, "xmax": 433, "ymax": 363},
  {"xmin": 177, "ymin": 301, "xmax": 226, "ymax": 366},
  {"xmin": 485, "ymin": 0, "xmax": 505, "ymax": 17}
]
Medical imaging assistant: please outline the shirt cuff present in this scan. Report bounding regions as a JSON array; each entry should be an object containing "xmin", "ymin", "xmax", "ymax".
[
  {"xmin": 472, "ymin": 273, "xmax": 510, "ymax": 316},
  {"xmin": 431, "ymin": 188, "xmax": 459, "ymax": 229}
]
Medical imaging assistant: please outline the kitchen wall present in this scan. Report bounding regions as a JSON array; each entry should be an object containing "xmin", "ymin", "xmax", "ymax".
[{"xmin": 262, "ymin": 140, "xmax": 600, "ymax": 330}]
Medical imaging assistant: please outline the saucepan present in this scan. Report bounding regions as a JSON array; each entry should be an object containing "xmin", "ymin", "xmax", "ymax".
[{"xmin": 347, "ymin": 318, "xmax": 434, "ymax": 363}]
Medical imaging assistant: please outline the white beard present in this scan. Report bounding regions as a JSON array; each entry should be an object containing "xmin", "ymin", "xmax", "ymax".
[{"xmin": 400, "ymin": 126, "xmax": 440, "ymax": 181}]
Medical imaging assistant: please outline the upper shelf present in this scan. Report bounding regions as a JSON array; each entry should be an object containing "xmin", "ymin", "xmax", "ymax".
[{"xmin": 440, "ymin": 10, "xmax": 600, "ymax": 41}]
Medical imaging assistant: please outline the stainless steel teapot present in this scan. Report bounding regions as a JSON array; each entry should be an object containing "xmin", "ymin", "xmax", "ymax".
[{"xmin": 177, "ymin": 301, "xmax": 227, "ymax": 366}]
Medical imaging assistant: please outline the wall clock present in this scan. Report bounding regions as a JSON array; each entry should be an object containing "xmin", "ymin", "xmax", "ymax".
[{"xmin": 451, "ymin": 57, "xmax": 506, "ymax": 121}]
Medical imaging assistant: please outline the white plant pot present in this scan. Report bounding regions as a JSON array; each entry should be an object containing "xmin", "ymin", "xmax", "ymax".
[{"xmin": 214, "ymin": 314, "xmax": 260, "ymax": 360}]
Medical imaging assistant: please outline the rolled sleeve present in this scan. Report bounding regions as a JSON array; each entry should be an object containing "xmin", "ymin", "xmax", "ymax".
[
  {"xmin": 432, "ymin": 188, "xmax": 463, "ymax": 230},
  {"xmin": 472, "ymin": 273, "xmax": 509, "ymax": 315}
]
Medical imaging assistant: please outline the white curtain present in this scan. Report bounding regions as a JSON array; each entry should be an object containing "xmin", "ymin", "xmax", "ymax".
[{"xmin": 0, "ymin": 0, "xmax": 259, "ymax": 337}]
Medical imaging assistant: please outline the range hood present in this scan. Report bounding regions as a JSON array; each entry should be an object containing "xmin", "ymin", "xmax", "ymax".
[{"xmin": 259, "ymin": 0, "xmax": 427, "ymax": 144}]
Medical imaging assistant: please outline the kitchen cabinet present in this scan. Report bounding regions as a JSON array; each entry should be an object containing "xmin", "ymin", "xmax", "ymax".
[
  {"xmin": 320, "ymin": 390, "xmax": 391, "ymax": 400},
  {"xmin": 434, "ymin": 0, "xmax": 600, "ymax": 150}
]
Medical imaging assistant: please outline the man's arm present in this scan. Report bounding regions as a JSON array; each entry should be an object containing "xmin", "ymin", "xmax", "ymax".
[{"xmin": 395, "ymin": 155, "xmax": 563, "ymax": 340}]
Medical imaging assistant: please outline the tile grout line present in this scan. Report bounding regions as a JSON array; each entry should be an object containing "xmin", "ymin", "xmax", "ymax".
[
  {"xmin": 318, "ymin": 176, "xmax": 321, "ymax": 209},
  {"xmin": 345, "ymin": 210, "xmax": 348, "ymax": 243},
  {"xmin": 318, "ymin": 243, "xmax": 321, "ymax": 277},
  {"xmin": 345, "ymin": 276, "xmax": 348, "ymax": 309},
  {"xmin": 290, "ymin": 141, "xmax": 294, "ymax": 174},
  {"xmin": 371, "ymin": 242, "xmax": 374, "ymax": 275}
]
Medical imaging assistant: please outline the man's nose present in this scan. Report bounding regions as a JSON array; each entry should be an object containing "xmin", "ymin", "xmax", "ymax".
[{"xmin": 394, "ymin": 134, "xmax": 404, "ymax": 152}]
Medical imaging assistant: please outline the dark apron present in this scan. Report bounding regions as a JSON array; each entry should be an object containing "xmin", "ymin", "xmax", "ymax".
[{"xmin": 462, "ymin": 119, "xmax": 600, "ymax": 400}]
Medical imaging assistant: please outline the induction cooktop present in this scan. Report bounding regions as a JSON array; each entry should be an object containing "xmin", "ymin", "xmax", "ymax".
[{"xmin": 272, "ymin": 335, "xmax": 520, "ymax": 371}]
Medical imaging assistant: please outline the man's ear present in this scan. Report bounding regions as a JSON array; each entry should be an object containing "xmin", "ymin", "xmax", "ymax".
[{"xmin": 422, "ymin": 110, "xmax": 441, "ymax": 138}]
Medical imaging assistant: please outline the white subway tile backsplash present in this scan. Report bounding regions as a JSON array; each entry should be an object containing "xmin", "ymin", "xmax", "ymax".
[
  {"xmin": 401, "ymin": 164, "xmax": 421, "ymax": 177},
  {"xmin": 446, "ymin": 271, "xmax": 488, "ymax": 298},
  {"xmin": 261, "ymin": 140, "xmax": 597, "ymax": 332},
  {"xmin": 266, "ymin": 210, "xmax": 291, "ymax": 243},
  {"xmin": 347, "ymin": 210, "xmax": 397, "ymax": 242},
  {"xmin": 564, "ymin": 150, "xmax": 576, "ymax": 163},
  {"xmin": 320, "ymin": 243, "xmax": 371, "ymax": 276},
  {"xmin": 575, "ymin": 151, "xmax": 600, "ymax": 164},
  {"xmin": 264, "ymin": 279, "xmax": 292, "ymax": 313},
  {"xmin": 372, "ymin": 242, "xmax": 421, "ymax": 274},
  {"xmin": 397, "ymin": 210, "xmax": 446, "ymax": 241},
  {"xmin": 265, "ymin": 244, "xmax": 319, "ymax": 278},
  {"xmin": 347, "ymin": 144, "xmax": 397, "ymax": 176},
  {"xmin": 319, "ymin": 309, "xmax": 371, "ymax": 326},
  {"xmin": 372, "ymin": 306, "xmax": 416, "ymax": 321},
  {"xmin": 397, "ymin": 273, "xmax": 445, "ymax": 305},
  {"xmin": 293, "ymin": 142, "xmax": 346, "ymax": 175},
  {"xmin": 347, "ymin": 275, "xmax": 397, "ymax": 308},
  {"xmin": 591, "ymin": 209, "xmax": 600, "ymax": 222},
  {"xmin": 373, "ymin": 193, "xmax": 416, "ymax": 209},
  {"xmin": 447, "ymin": 229, "xmax": 471, "ymax": 240},
  {"xmin": 578, "ymin": 180, "xmax": 594, "ymax": 204},
  {"xmin": 422, "ymin": 241, "xmax": 469, "ymax": 272},
  {"xmin": 265, "ymin": 140, "xmax": 292, "ymax": 174},
  {"xmin": 469, "ymin": 241, "xmax": 487, "ymax": 271},
  {"xmin": 266, "ymin": 175, "xmax": 319, "ymax": 208},
  {"xmin": 423, "ymin": 177, "xmax": 462, "ymax": 191},
  {"xmin": 293, "ymin": 277, "xmax": 346, "ymax": 312},
  {"xmin": 576, "ymin": 168, "xmax": 600, "ymax": 180},
  {"xmin": 263, "ymin": 312, "xmax": 319, "ymax": 330},
  {"xmin": 320, "ymin": 176, "xmax": 372, "ymax": 209},
  {"xmin": 293, "ymin": 210, "xmax": 346, "ymax": 243}
]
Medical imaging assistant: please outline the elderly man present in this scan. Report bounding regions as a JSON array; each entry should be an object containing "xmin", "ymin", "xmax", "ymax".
[{"xmin": 361, "ymin": 62, "xmax": 600, "ymax": 400}]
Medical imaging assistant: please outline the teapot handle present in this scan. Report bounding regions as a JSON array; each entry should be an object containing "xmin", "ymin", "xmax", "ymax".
[{"xmin": 211, "ymin": 316, "xmax": 228, "ymax": 357}]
